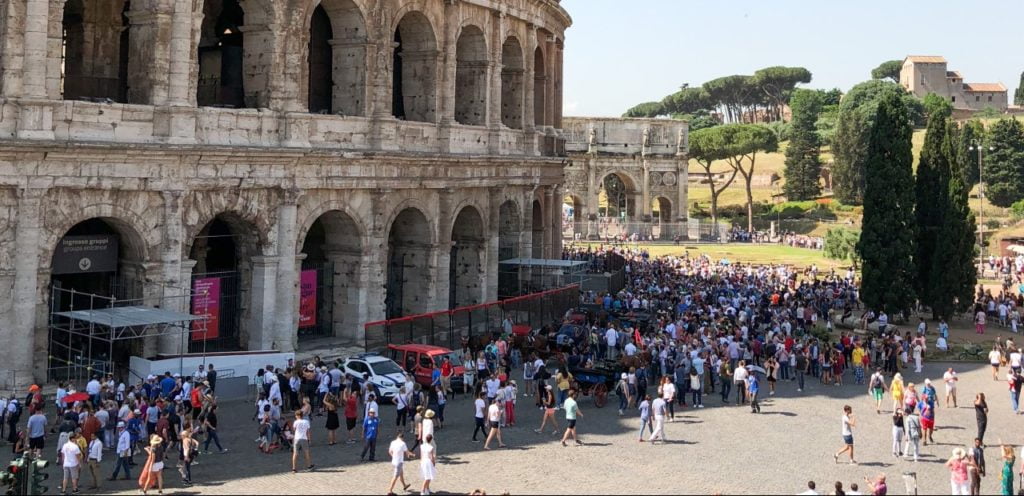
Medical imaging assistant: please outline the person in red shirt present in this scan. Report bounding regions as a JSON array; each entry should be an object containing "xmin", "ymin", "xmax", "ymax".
[
  {"xmin": 343, "ymin": 388, "xmax": 358, "ymax": 444},
  {"xmin": 81, "ymin": 409, "xmax": 102, "ymax": 443},
  {"xmin": 440, "ymin": 358, "xmax": 453, "ymax": 397}
]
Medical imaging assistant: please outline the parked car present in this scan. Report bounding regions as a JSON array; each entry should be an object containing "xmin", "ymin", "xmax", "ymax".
[
  {"xmin": 341, "ymin": 353, "xmax": 407, "ymax": 402},
  {"xmin": 387, "ymin": 344, "xmax": 465, "ymax": 391}
]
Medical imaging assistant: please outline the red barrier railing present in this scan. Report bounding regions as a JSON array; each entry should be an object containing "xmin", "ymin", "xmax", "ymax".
[{"xmin": 365, "ymin": 285, "xmax": 580, "ymax": 353}]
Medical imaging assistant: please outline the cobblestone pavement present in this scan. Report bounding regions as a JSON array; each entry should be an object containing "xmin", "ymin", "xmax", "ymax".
[{"xmin": 37, "ymin": 360, "xmax": 1023, "ymax": 495}]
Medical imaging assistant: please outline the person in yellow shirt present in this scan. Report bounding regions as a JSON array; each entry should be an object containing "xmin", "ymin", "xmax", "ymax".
[{"xmin": 851, "ymin": 344, "xmax": 866, "ymax": 385}]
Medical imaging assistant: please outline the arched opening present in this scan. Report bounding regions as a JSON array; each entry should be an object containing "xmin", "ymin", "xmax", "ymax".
[
  {"xmin": 307, "ymin": 5, "xmax": 333, "ymax": 114},
  {"xmin": 454, "ymin": 25, "xmax": 488, "ymax": 126},
  {"xmin": 599, "ymin": 173, "xmax": 634, "ymax": 220},
  {"xmin": 653, "ymin": 197, "xmax": 673, "ymax": 240},
  {"xmin": 450, "ymin": 207, "xmax": 484, "ymax": 309},
  {"xmin": 533, "ymin": 45, "xmax": 546, "ymax": 127},
  {"xmin": 531, "ymin": 199, "xmax": 544, "ymax": 259},
  {"xmin": 500, "ymin": 37, "xmax": 524, "ymax": 129},
  {"xmin": 392, "ymin": 12, "xmax": 437, "ymax": 122},
  {"xmin": 48, "ymin": 218, "xmax": 146, "ymax": 381},
  {"xmin": 189, "ymin": 214, "xmax": 255, "ymax": 352},
  {"xmin": 197, "ymin": 0, "xmax": 246, "ymax": 108},
  {"xmin": 497, "ymin": 201, "xmax": 521, "ymax": 298},
  {"xmin": 308, "ymin": 0, "xmax": 367, "ymax": 116},
  {"xmin": 61, "ymin": 0, "xmax": 132, "ymax": 102},
  {"xmin": 563, "ymin": 194, "xmax": 583, "ymax": 240},
  {"xmin": 299, "ymin": 211, "xmax": 361, "ymax": 341},
  {"xmin": 386, "ymin": 208, "xmax": 432, "ymax": 319}
]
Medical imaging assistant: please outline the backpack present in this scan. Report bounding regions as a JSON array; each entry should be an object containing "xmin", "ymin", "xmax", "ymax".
[
  {"xmin": 871, "ymin": 375, "xmax": 883, "ymax": 389},
  {"xmin": 524, "ymin": 361, "xmax": 536, "ymax": 378},
  {"xmin": 9, "ymin": 402, "xmax": 22, "ymax": 424}
]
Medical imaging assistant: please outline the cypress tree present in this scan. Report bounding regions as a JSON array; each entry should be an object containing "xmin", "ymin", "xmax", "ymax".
[
  {"xmin": 857, "ymin": 93, "xmax": 917, "ymax": 317},
  {"xmin": 931, "ymin": 122, "xmax": 978, "ymax": 319},
  {"xmin": 914, "ymin": 108, "xmax": 950, "ymax": 311},
  {"xmin": 783, "ymin": 89, "xmax": 823, "ymax": 200}
]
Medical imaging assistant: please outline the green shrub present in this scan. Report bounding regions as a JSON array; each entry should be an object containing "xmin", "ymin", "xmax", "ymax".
[{"xmin": 1011, "ymin": 199, "xmax": 1024, "ymax": 220}]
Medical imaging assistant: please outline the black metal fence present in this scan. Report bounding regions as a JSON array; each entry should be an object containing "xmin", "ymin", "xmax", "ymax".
[{"xmin": 365, "ymin": 285, "xmax": 580, "ymax": 353}]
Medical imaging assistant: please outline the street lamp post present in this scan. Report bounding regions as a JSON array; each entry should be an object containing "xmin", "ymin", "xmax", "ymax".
[{"xmin": 969, "ymin": 140, "xmax": 994, "ymax": 276}]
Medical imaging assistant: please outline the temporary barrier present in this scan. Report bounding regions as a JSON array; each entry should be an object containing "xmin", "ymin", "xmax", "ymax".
[{"xmin": 365, "ymin": 285, "xmax": 580, "ymax": 353}]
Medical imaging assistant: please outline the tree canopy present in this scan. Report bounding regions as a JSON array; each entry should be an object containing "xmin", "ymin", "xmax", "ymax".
[
  {"xmin": 704, "ymin": 124, "xmax": 779, "ymax": 232},
  {"xmin": 913, "ymin": 110, "xmax": 950, "ymax": 308},
  {"xmin": 984, "ymin": 118, "xmax": 1024, "ymax": 208},
  {"xmin": 783, "ymin": 89, "xmax": 824, "ymax": 201},
  {"xmin": 1016, "ymin": 71, "xmax": 1024, "ymax": 106},
  {"xmin": 752, "ymin": 66, "xmax": 813, "ymax": 122},
  {"xmin": 930, "ymin": 122, "xmax": 978, "ymax": 320},
  {"xmin": 871, "ymin": 60, "xmax": 903, "ymax": 82},
  {"xmin": 689, "ymin": 127, "xmax": 738, "ymax": 227}
]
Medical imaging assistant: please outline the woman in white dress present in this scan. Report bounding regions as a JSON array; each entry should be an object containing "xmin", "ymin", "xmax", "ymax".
[{"xmin": 420, "ymin": 434, "xmax": 437, "ymax": 496}]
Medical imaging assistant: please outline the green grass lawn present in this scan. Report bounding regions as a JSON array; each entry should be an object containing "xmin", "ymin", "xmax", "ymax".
[{"xmin": 571, "ymin": 241, "xmax": 847, "ymax": 270}]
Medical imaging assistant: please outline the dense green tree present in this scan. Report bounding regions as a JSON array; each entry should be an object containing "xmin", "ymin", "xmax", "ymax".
[
  {"xmin": 681, "ymin": 110, "xmax": 720, "ymax": 131},
  {"xmin": 983, "ymin": 118, "xmax": 1024, "ymax": 207},
  {"xmin": 816, "ymin": 88, "xmax": 843, "ymax": 107},
  {"xmin": 832, "ymin": 80, "xmax": 924, "ymax": 204},
  {"xmin": 689, "ymin": 127, "xmax": 736, "ymax": 227},
  {"xmin": 623, "ymin": 101, "xmax": 665, "ymax": 118},
  {"xmin": 930, "ymin": 122, "xmax": 978, "ymax": 320},
  {"xmin": 751, "ymin": 66, "xmax": 812, "ymax": 121},
  {"xmin": 823, "ymin": 228, "xmax": 861, "ymax": 267},
  {"xmin": 702, "ymin": 75, "xmax": 755, "ymax": 123},
  {"xmin": 1016, "ymin": 71, "xmax": 1024, "ymax": 106},
  {"xmin": 707, "ymin": 124, "xmax": 779, "ymax": 232},
  {"xmin": 783, "ymin": 89, "xmax": 824, "ymax": 200},
  {"xmin": 921, "ymin": 93, "xmax": 953, "ymax": 120},
  {"xmin": 958, "ymin": 120, "xmax": 986, "ymax": 186},
  {"xmin": 857, "ymin": 93, "xmax": 917, "ymax": 317},
  {"xmin": 871, "ymin": 60, "xmax": 903, "ymax": 82},
  {"xmin": 913, "ymin": 110, "xmax": 950, "ymax": 309},
  {"xmin": 660, "ymin": 87, "xmax": 712, "ymax": 116}
]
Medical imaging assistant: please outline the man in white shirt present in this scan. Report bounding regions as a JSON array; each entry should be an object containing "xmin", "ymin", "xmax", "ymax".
[
  {"xmin": 624, "ymin": 340, "xmax": 637, "ymax": 357},
  {"xmin": 86, "ymin": 431, "xmax": 103, "ymax": 490},
  {"xmin": 990, "ymin": 346, "xmax": 1004, "ymax": 380},
  {"xmin": 387, "ymin": 432, "xmax": 414, "ymax": 494},
  {"xmin": 1011, "ymin": 348, "xmax": 1023, "ymax": 374},
  {"xmin": 733, "ymin": 362, "xmax": 749, "ymax": 405},
  {"xmin": 109, "ymin": 421, "xmax": 132, "ymax": 481},
  {"xmin": 943, "ymin": 368, "xmax": 959, "ymax": 408},
  {"xmin": 605, "ymin": 327, "xmax": 618, "ymax": 359},
  {"xmin": 472, "ymin": 393, "xmax": 486, "ymax": 442},
  {"xmin": 194, "ymin": 364, "xmax": 207, "ymax": 383},
  {"xmin": 649, "ymin": 396, "xmax": 667, "ymax": 443},
  {"xmin": 86, "ymin": 376, "xmax": 102, "ymax": 408},
  {"xmin": 61, "ymin": 432, "xmax": 83, "ymax": 494},
  {"xmin": 291, "ymin": 410, "xmax": 313, "ymax": 472},
  {"xmin": 798, "ymin": 480, "xmax": 820, "ymax": 495},
  {"xmin": 661, "ymin": 380, "xmax": 676, "ymax": 421},
  {"xmin": 485, "ymin": 376, "xmax": 501, "ymax": 403}
]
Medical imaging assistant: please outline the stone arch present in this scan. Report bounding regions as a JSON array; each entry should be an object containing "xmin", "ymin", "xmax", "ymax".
[
  {"xmin": 60, "ymin": 0, "xmax": 132, "ymax": 102},
  {"xmin": 187, "ymin": 211, "xmax": 262, "ymax": 352},
  {"xmin": 652, "ymin": 196, "xmax": 672, "ymax": 222},
  {"xmin": 598, "ymin": 171, "xmax": 639, "ymax": 220},
  {"xmin": 500, "ymin": 36, "xmax": 524, "ymax": 129},
  {"xmin": 306, "ymin": 0, "xmax": 367, "ymax": 115},
  {"xmin": 533, "ymin": 39, "xmax": 547, "ymax": 127},
  {"xmin": 197, "ymin": 0, "xmax": 247, "ymax": 108},
  {"xmin": 392, "ymin": 11, "xmax": 438, "ymax": 123},
  {"xmin": 386, "ymin": 206, "xmax": 433, "ymax": 319},
  {"xmin": 563, "ymin": 193, "xmax": 583, "ymax": 223},
  {"xmin": 299, "ymin": 208, "xmax": 364, "ymax": 340},
  {"xmin": 454, "ymin": 24, "xmax": 488, "ymax": 126},
  {"xmin": 449, "ymin": 205, "xmax": 485, "ymax": 308},
  {"xmin": 531, "ymin": 198, "xmax": 544, "ymax": 259},
  {"xmin": 41, "ymin": 205, "xmax": 152, "ymax": 270}
]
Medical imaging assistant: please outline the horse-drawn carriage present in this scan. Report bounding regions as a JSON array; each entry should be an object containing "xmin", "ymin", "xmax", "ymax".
[{"xmin": 569, "ymin": 359, "xmax": 621, "ymax": 408}]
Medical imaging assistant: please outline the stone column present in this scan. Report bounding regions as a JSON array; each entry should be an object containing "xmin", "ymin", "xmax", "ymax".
[
  {"xmin": 544, "ymin": 187, "xmax": 556, "ymax": 259},
  {"xmin": 434, "ymin": 189, "xmax": 454, "ymax": 310},
  {"xmin": 157, "ymin": 191, "xmax": 186, "ymax": 355},
  {"xmin": 485, "ymin": 186, "xmax": 501, "ymax": 302},
  {"xmin": 522, "ymin": 25, "xmax": 537, "ymax": 155},
  {"xmin": 554, "ymin": 38, "xmax": 564, "ymax": 129},
  {"xmin": 586, "ymin": 158, "xmax": 599, "ymax": 239},
  {"xmin": 435, "ymin": 2, "xmax": 457, "ymax": 154},
  {"xmin": 10, "ymin": 189, "xmax": 44, "ymax": 389},
  {"xmin": 543, "ymin": 35, "xmax": 555, "ymax": 130},
  {"xmin": 273, "ymin": 192, "xmax": 300, "ymax": 353},
  {"xmin": 486, "ymin": 11, "xmax": 504, "ymax": 154},
  {"xmin": 0, "ymin": 0, "xmax": 25, "ymax": 96},
  {"xmin": 641, "ymin": 157, "xmax": 651, "ymax": 219},
  {"xmin": 125, "ymin": 9, "xmax": 172, "ymax": 105},
  {"xmin": 676, "ymin": 155, "xmax": 689, "ymax": 226},
  {"xmin": 549, "ymin": 185, "xmax": 563, "ymax": 259},
  {"xmin": 247, "ymin": 256, "xmax": 279, "ymax": 351},
  {"xmin": 364, "ymin": 188, "xmax": 389, "ymax": 325},
  {"xmin": 323, "ymin": 244, "xmax": 365, "ymax": 344},
  {"xmin": 17, "ymin": 0, "xmax": 54, "ymax": 139},
  {"xmin": 164, "ymin": 0, "xmax": 195, "ymax": 106}
]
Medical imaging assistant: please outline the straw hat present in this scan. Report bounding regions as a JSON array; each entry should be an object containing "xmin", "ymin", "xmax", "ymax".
[
  {"xmin": 150, "ymin": 435, "xmax": 163, "ymax": 446},
  {"xmin": 952, "ymin": 447, "xmax": 966, "ymax": 459},
  {"xmin": 424, "ymin": 409, "xmax": 436, "ymax": 419}
]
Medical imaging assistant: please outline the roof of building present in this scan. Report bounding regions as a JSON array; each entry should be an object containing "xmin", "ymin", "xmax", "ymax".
[
  {"xmin": 946, "ymin": 71, "xmax": 962, "ymax": 79},
  {"xmin": 964, "ymin": 83, "xmax": 1007, "ymax": 93},
  {"xmin": 905, "ymin": 55, "xmax": 947, "ymax": 64}
]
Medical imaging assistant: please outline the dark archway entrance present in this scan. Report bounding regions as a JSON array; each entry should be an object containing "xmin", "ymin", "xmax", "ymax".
[
  {"xmin": 61, "ymin": 0, "xmax": 132, "ymax": 102},
  {"xmin": 307, "ymin": 5, "xmax": 333, "ymax": 114},
  {"xmin": 197, "ymin": 0, "xmax": 245, "ymax": 108},
  {"xmin": 533, "ymin": 45, "xmax": 546, "ymax": 127},
  {"xmin": 386, "ymin": 208, "xmax": 431, "ymax": 319},
  {"xmin": 497, "ymin": 201, "xmax": 521, "ymax": 299},
  {"xmin": 450, "ymin": 207, "xmax": 484, "ymax": 308},
  {"xmin": 189, "ymin": 214, "xmax": 254, "ymax": 352},
  {"xmin": 299, "ymin": 211, "xmax": 361, "ymax": 341}
]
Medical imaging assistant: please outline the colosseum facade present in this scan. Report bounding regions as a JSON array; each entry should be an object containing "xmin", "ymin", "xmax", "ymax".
[{"xmin": 0, "ymin": 0, "xmax": 571, "ymax": 388}]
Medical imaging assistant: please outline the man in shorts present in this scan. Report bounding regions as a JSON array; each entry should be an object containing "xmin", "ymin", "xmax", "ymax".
[
  {"xmin": 387, "ymin": 431, "xmax": 414, "ymax": 494},
  {"xmin": 989, "ymin": 346, "xmax": 1002, "ymax": 381},
  {"xmin": 868, "ymin": 369, "xmax": 887, "ymax": 414},
  {"xmin": 61, "ymin": 431, "xmax": 83, "ymax": 494},
  {"xmin": 27, "ymin": 407, "xmax": 47, "ymax": 456},
  {"xmin": 560, "ymin": 389, "xmax": 584, "ymax": 447},
  {"xmin": 833, "ymin": 405, "xmax": 857, "ymax": 464},
  {"xmin": 291, "ymin": 410, "xmax": 313, "ymax": 473},
  {"xmin": 943, "ymin": 367, "xmax": 959, "ymax": 408}
]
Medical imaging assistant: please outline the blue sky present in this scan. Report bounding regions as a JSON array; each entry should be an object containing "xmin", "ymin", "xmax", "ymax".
[{"xmin": 560, "ymin": 0, "xmax": 1024, "ymax": 117}]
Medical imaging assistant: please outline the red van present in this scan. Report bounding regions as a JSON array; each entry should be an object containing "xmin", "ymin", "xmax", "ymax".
[{"xmin": 387, "ymin": 344, "xmax": 466, "ymax": 390}]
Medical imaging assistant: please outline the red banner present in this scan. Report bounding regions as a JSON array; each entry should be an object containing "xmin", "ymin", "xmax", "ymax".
[
  {"xmin": 191, "ymin": 277, "xmax": 221, "ymax": 341},
  {"xmin": 299, "ymin": 269, "xmax": 317, "ymax": 328}
]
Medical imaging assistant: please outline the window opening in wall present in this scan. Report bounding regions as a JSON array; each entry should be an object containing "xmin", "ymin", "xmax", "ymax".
[
  {"xmin": 61, "ymin": 0, "xmax": 131, "ymax": 102},
  {"xmin": 308, "ymin": 5, "xmax": 333, "ymax": 114},
  {"xmin": 392, "ymin": 29, "xmax": 405, "ymax": 119},
  {"xmin": 952, "ymin": 96, "xmax": 956, "ymax": 102},
  {"xmin": 198, "ymin": 0, "xmax": 245, "ymax": 108}
]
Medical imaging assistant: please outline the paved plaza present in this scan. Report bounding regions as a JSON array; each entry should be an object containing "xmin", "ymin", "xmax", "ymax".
[{"xmin": 35, "ymin": 359, "xmax": 1012, "ymax": 495}]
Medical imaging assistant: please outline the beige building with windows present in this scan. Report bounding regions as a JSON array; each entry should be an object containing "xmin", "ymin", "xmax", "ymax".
[
  {"xmin": 900, "ymin": 55, "xmax": 1008, "ymax": 112},
  {"xmin": 0, "ymin": 0, "xmax": 571, "ymax": 389}
]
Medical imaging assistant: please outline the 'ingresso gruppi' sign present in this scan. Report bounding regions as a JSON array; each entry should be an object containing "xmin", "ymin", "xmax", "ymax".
[{"xmin": 52, "ymin": 235, "xmax": 119, "ymax": 275}]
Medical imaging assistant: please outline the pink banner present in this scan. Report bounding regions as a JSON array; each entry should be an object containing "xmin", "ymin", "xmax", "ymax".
[
  {"xmin": 299, "ymin": 270, "xmax": 317, "ymax": 328},
  {"xmin": 191, "ymin": 277, "xmax": 221, "ymax": 341}
]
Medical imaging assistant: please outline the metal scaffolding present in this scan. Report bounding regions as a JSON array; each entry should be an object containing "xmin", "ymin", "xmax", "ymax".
[{"xmin": 47, "ymin": 286, "xmax": 205, "ymax": 384}]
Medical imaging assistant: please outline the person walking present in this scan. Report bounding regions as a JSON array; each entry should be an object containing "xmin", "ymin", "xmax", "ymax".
[
  {"xmin": 387, "ymin": 431, "xmax": 414, "ymax": 495},
  {"xmin": 747, "ymin": 370, "xmax": 761, "ymax": 414},
  {"xmin": 904, "ymin": 407, "xmax": 922, "ymax": 462},
  {"xmin": 689, "ymin": 368, "xmax": 703, "ymax": 408},
  {"xmin": 60, "ymin": 431, "xmax": 83, "ymax": 495},
  {"xmin": 947, "ymin": 447, "xmax": 970, "ymax": 495},
  {"xmin": 535, "ymin": 386, "xmax": 559, "ymax": 436},
  {"xmin": 483, "ymin": 398, "xmax": 505, "ymax": 450},
  {"xmin": 1008, "ymin": 369, "xmax": 1023, "ymax": 414},
  {"xmin": 616, "ymin": 373, "xmax": 630, "ymax": 416},
  {"xmin": 944, "ymin": 368, "xmax": 959, "ymax": 408},
  {"xmin": 419, "ymin": 434, "xmax": 437, "ymax": 496},
  {"xmin": 108, "ymin": 422, "xmax": 132, "ymax": 481},
  {"xmin": 472, "ymin": 392, "xmax": 487, "ymax": 442},
  {"xmin": 990, "ymin": 346, "xmax": 1004, "ymax": 381},
  {"xmin": 975, "ymin": 393, "xmax": 989, "ymax": 446},
  {"xmin": 178, "ymin": 429, "xmax": 198, "ymax": 487},
  {"xmin": 360, "ymin": 409, "xmax": 380, "ymax": 461},
  {"xmin": 637, "ymin": 395, "xmax": 652, "ymax": 442},
  {"xmin": 999, "ymin": 440, "xmax": 1015, "ymax": 495},
  {"xmin": 890, "ymin": 409, "xmax": 904, "ymax": 458},
  {"xmin": 833, "ymin": 405, "xmax": 857, "ymax": 465},
  {"xmin": 661, "ymin": 376, "xmax": 676, "ymax": 421},
  {"xmin": 323, "ymin": 393, "xmax": 340, "ymax": 446},
  {"xmin": 291, "ymin": 410, "xmax": 314, "ymax": 473},
  {"xmin": 560, "ymin": 390, "xmax": 583, "ymax": 447},
  {"xmin": 649, "ymin": 394, "xmax": 667, "ymax": 444},
  {"xmin": 890, "ymin": 373, "xmax": 905, "ymax": 414},
  {"xmin": 201, "ymin": 405, "xmax": 227, "ymax": 454},
  {"xmin": 85, "ymin": 429, "xmax": 103, "ymax": 490},
  {"xmin": 719, "ymin": 359, "xmax": 733, "ymax": 402},
  {"xmin": 344, "ymin": 388, "xmax": 358, "ymax": 444},
  {"xmin": 868, "ymin": 368, "xmax": 888, "ymax": 414},
  {"xmin": 969, "ymin": 438, "xmax": 985, "ymax": 496},
  {"xmin": 139, "ymin": 435, "xmax": 164, "ymax": 496}
]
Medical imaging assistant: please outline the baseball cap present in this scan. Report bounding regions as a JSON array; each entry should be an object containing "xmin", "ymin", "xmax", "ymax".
[{"xmin": 117, "ymin": 421, "xmax": 126, "ymax": 428}]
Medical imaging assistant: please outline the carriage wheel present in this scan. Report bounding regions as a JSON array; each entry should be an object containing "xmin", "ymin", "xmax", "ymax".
[{"xmin": 593, "ymin": 383, "xmax": 608, "ymax": 408}]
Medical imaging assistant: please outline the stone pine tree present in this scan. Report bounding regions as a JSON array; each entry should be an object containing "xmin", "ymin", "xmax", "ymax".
[
  {"xmin": 930, "ymin": 122, "xmax": 978, "ymax": 320},
  {"xmin": 857, "ymin": 93, "xmax": 917, "ymax": 317},
  {"xmin": 783, "ymin": 89, "xmax": 823, "ymax": 200},
  {"xmin": 913, "ymin": 107, "xmax": 950, "ymax": 309}
]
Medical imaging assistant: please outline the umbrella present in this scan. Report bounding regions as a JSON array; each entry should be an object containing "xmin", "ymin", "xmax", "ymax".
[{"xmin": 63, "ymin": 392, "xmax": 90, "ymax": 404}]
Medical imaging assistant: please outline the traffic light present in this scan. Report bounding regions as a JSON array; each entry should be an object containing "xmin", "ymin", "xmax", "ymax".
[
  {"xmin": 28, "ymin": 458, "xmax": 49, "ymax": 495},
  {"xmin": 4, "ymin": 457, "xmax": 27, "ymax": 496}
]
